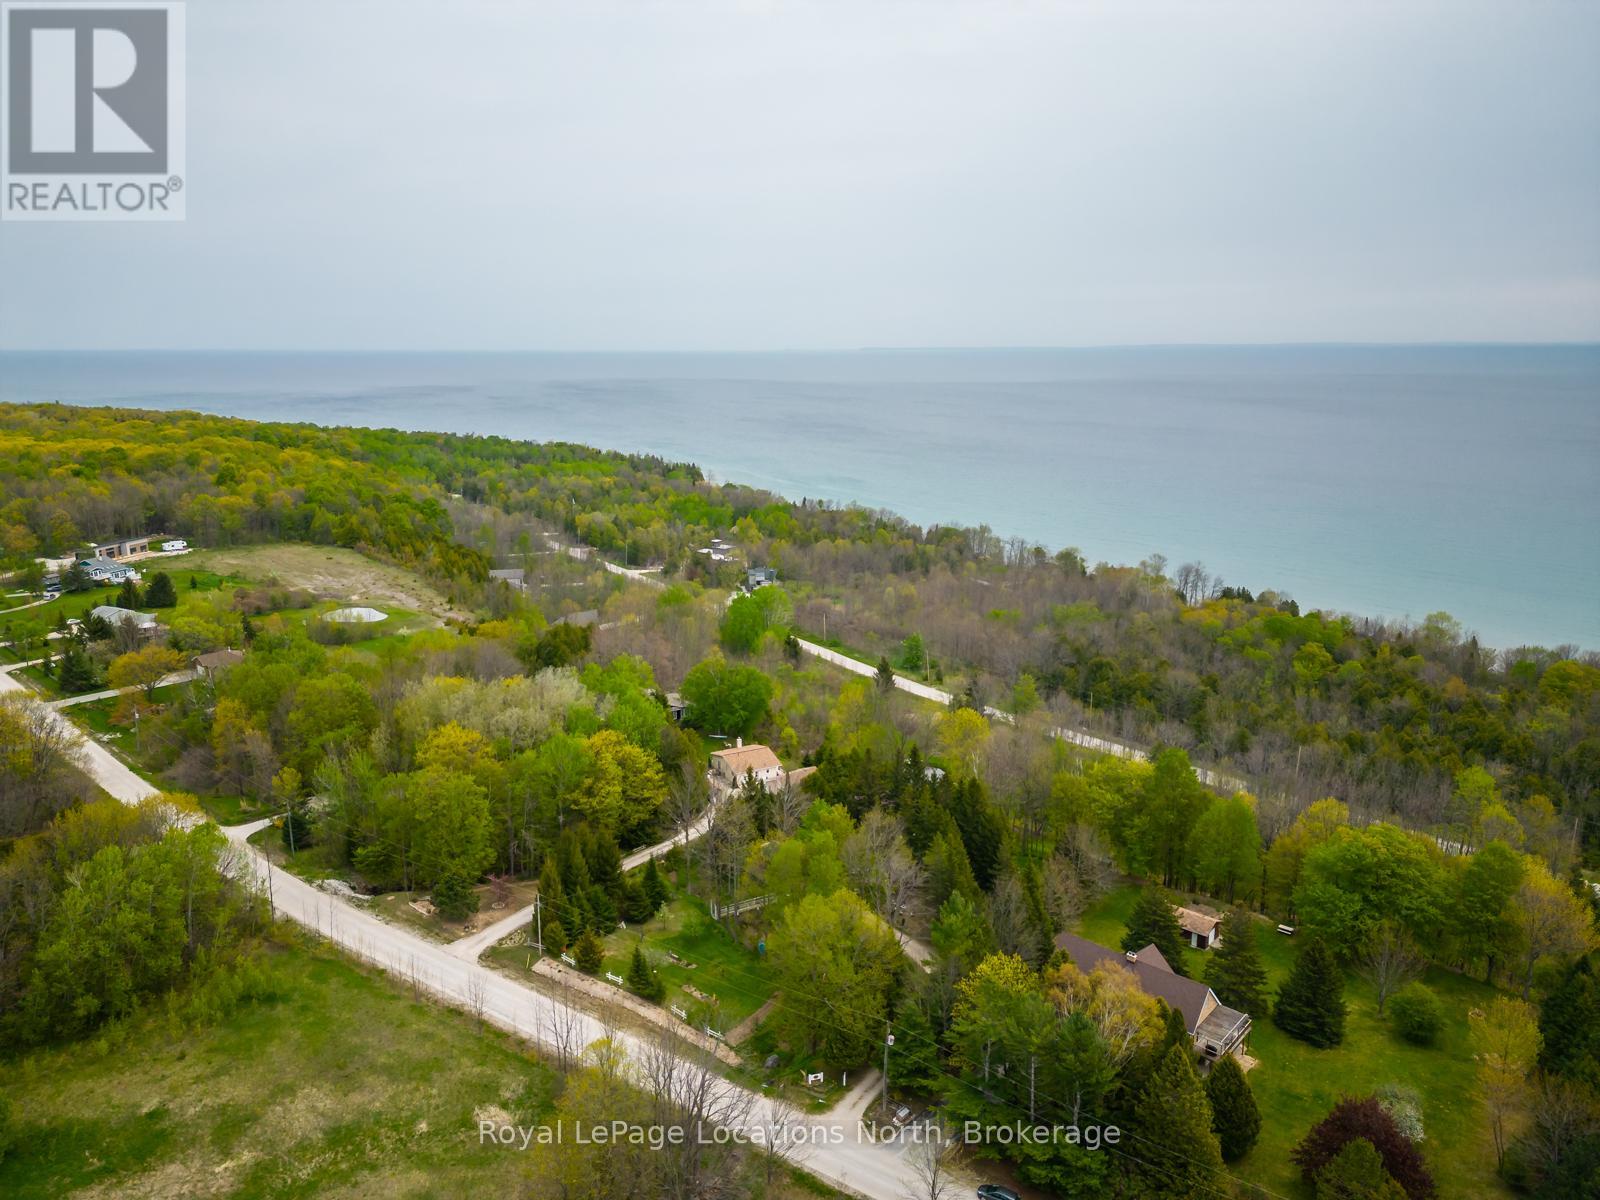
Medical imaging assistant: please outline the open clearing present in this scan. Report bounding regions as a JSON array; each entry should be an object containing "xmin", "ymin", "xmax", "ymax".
[
  {"xmin": 180, "ymin": 545, "xmax": 459, "ymax": 619},
  {"xmin": 1076, "ymin": 884, "xmax": 1504, "ymax": 1199},
  {"xmin": 0, "ymin": 935, "xmax": 559, "ymax": 1200}
]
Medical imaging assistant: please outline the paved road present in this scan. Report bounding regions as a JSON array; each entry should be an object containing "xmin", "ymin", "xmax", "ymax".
[
  {"xmin": 225, "ymin": 820, "xmax": 926, "ymax": 1200},
  {"xmin": 48, "ymin": 669, "xmax": 199, "ymax": 709}
]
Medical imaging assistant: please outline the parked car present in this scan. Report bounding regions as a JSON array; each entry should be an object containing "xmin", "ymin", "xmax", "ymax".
[{"xmin": 976, "ymin": 1187, "xmax": 1021, "ymax": 1200}]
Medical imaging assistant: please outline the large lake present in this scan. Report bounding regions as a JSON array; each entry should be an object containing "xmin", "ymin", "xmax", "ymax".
[{"xmin": 2, "ymin": 345, "xmax": 1595, "ymax": 652}]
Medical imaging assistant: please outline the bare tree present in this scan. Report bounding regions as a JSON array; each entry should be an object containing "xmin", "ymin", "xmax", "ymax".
[
  {"xmin": 1514, "ymin": 1076, "xmax": 1600, "ymax": 1183},
  {"xmin": 844, "ymin": 808, "xmax": 923, "ymax": 923},
  {"xmin": 1360, "ymin": 920, "xmax": 1426, "ymax": 1013},
  {"xmin": 753, "ymin": 1094, "xmax": 813, "ymax": 1197},
  {"xmin": 903, "ymin": 1120, "xmax": 958, "ymax": 1200},
  {"xmin": 771, "ymin": 774, "xmax": 809, "ymax": 836},
  {"xmin": 638, "ymin": 1028, "xmax": 757, "ymax": 1200},
  {"xmin": 540, "ymin": 978, "xmax": 586, "ymax": 1073},
  {"xmin": 466, "ymin": 970, "xmax": 488, "ymax": 1032}
]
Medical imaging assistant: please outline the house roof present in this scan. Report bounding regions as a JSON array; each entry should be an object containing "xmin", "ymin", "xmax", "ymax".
[
  {"xmin": 710, "ymin": 744, "xmax": 782, "ymax": 774},
  {"xmin": 488, "ymin": 568, "xmax": 526, "ymax": 583},
  {"xmin": 91, "ymin": 605, "xmax": 157, "ymax": 627},
  {"xmin": 1053, "ymin": 931, "xmax": 1220, "ymax": 1033},
  {"xmin": 553, "ymin": 609, "xmax": 599, "ymax": 627},
  {"xmin": 1175, "ymin": 906, "xmax": 1223, "ymax": 937},
  {"xmin": 193, "ymin": 648, "xmax": 244, "ymax": 670},
  {"xmin": 782, "ymin": 765, "xmax": 817, "ymax": 788}
]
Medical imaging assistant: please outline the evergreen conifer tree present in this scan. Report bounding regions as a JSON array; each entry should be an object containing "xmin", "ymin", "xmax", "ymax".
[
  {"xmin": 1537, "ymin": 952, "xmax": 1600, "ymax": 1088},
  {"xmin": 1206, "ymin": 907, "xmax": 1270, "ymax": 1016},
  {"xmin": 1123, "ymin": 887, "xmax": 1190, "ymax": 975},
  {"xmin": 573, "ymin": 928, "xmax": 605, "ymax": 973},
  {"xmin": 1275, "ymin": 937, "xmax": 1347, "ymax": 1048},
  {"xmin": 540, "ymin": 918, "xmax": 567, "ymax": 956},
  {"xmin": 627, "ymin": 943, "xmax": 665, "ymax": 1002},
  {"xmin": 55, "ymin": 639, "xmax": 98, "ymax": 693},
  {"xmin": 1313, "ymin": 1138, "xmax": 1408, "ymax": 1200},
  {"xmin": 432, "ymin": 871, "xmax": 478, "ymax": 921},
  {"xmin": 1205, "ymin": 1054, "xmax": 1261, "ymax": 1161},
  {"xmin": 1130, "ymin": 1041, "xmax": 1226, "ymax": 1199},
  {"xmin": 642, "ymin": 857, "xmax": 670, "ymax": 914},
  {"xmin": 143, "ymin": 571, "xmax": 177, "ymax": 607}
]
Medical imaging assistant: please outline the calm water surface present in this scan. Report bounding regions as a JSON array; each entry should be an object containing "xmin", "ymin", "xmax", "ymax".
[{"xmin": 2, "ymin": 346, "xmax": 1595, "ymax": 652}]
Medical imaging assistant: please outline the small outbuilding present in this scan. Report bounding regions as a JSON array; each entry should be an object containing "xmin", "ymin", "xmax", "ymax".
[{"xmin": 1175, "ymin": 905, "xmax": 1224, "ymax": 950}]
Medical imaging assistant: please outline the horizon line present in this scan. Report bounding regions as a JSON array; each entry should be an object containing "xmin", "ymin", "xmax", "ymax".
[{"xmin": 2, "ymin": 339, "xmax": 1599, "ymax": 355}]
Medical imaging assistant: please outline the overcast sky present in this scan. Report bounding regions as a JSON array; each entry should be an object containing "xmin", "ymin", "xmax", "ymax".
[{"xmin": 2, "ymin": 0, "xmax": 1597, "ymax": 350}]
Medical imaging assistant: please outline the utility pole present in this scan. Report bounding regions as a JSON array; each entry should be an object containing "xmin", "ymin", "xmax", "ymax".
[
  {"xmin": 881, "ymin": 1021, "xmax": 892, "ymax": 1117},
  {"xmin": 534, "ymin": 891, "xmax": 543, "ymax": 954},
  {"xmin": 1028, "ymin": 1055, "xmax": 1037, "ymax": 1122}
]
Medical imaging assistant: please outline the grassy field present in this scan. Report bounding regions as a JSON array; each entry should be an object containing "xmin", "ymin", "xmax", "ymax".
[
  {"xmin": 181, "ymin": 545, "xmax": 458, "ymax": 619},
  {"xmin": 0, "ymin": 936, "xmax": 561, "ymax": 1200},
  {"xmin": 1075, "ymin": 883, "xmax": 1506, "ymax": 1199}
]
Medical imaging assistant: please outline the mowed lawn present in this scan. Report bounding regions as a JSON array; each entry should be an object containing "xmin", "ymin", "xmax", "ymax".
[
  {"xmin": 1076, "ymin": 884, "xmax": 1507, "ymax": 1199},
  {"xmin": 1, "ymin": 936, "xmax": 560, "ymax": 1200},
  {"xmin": 600, "ymin": 895, "xmax": 779, "ymax": 1030}
]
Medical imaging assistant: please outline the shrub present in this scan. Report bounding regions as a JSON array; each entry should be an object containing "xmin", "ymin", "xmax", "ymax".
[
  {"xmin": 573, "ymin": 928, "xmax": 604, "ymax": 973},
  {"xmin": 1315, "ymin": 1137, "xmax": 1408, "ymax": 1200},
  {"xmin": 539, "ymin": 918, "xmax": 567, "ymax": 956},
  {"xmin": 1293, "ymin": 1096, "xmax": 1435, "ymax": 1200},
  {"xmin": 432, "ymin": 872, "xmax": 479, "ymax": 921},
  {"xmin": 1388, "ymin": 983, "xmax": 1443, "ymax": 1046},
  {"xmin": 1375, "ymin": 1083, "xmax": 1425, "ymax": 1143}
]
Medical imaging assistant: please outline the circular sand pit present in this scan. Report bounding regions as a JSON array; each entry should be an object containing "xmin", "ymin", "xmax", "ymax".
[{"xmin": 324, "ymin": 606, "xmax": 387, "ymax": 624}]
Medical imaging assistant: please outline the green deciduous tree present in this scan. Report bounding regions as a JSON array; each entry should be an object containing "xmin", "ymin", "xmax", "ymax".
[
  {"xmin": 1188, "ymin": 793, "xmax": 1262, "ymax": 904},
  {"xmin": 680, "ymin": 656, "xmax": 772, "ymax": 738},
  {"xmin": 1470, "ymin": 996, "xmax": 1541, "ymax": 1171},
  {"xmin": 769, "ymin": 889, "xmax": 902, "ymax": 1065},
  {"xmin": 107, "ymin": 644, "xmax": 185, "ymax": 702},
  {"xmin": 1386, "ymin": 982, "xmax": 1442, "ymax": 1046}
]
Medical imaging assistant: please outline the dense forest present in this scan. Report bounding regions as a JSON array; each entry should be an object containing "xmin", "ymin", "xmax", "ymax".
[{"xmin": 4, "ymin": 400, "xmax": 1593, "ymax": 858}]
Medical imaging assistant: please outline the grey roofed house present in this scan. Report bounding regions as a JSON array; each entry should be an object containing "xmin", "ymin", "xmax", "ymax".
[
  {"xmin": 191, "ymin": 648, "xmax": 245, "ymax": 678},
  {"xmin": 552, "ymin": 609, "xmax": 599, "ymax": 628},
  {"xmin": 746, "ymin": 566, "xmax": 778, "ymax": 589},
  {"xmin": 1053, "ymin": 931, "xmax": 1251, "ymax": 1059},
  {"xmin": 90, "ymin": 605, "xmax": 158, "ymax": 630},
  {"xmin": 489, "ymin": 567, "xmax": 527, "ymax": 589}
]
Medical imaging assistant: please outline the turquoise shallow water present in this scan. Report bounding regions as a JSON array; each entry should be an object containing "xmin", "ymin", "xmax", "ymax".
[{"xmin": 2, "ymin": 345, "xmax": 1595, "ymax": 653}]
